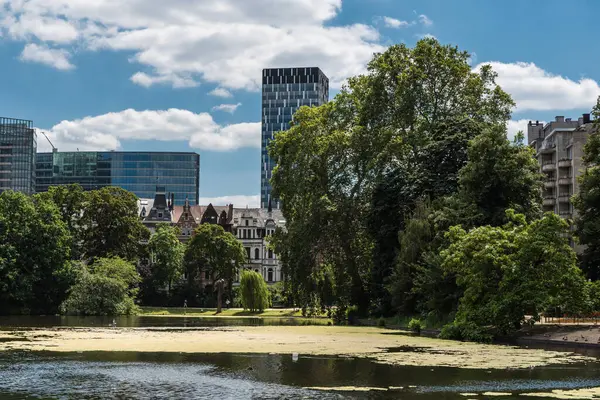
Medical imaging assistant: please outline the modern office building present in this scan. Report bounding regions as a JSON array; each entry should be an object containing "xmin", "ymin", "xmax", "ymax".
[
  {"xmin": 0, "ymin": 117, "xmax": 36, "ymax": 194},
  {"xmin": 36, "ymin": 151, "xmax": 200, "ymax": 205},
  {"xmin": 261, "ymin": 67, "xmax": 329, "ymax": 208},
  {"xmin": 528, "ymin": 114, "xmax": 594, "ymax": 220}
]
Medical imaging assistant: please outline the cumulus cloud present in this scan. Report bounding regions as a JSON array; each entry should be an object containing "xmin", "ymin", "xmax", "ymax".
[
  {"xmin": 475, "ymin": 62, "xmax": 600, "ymax": 111},
  {"xmin": 37, "ymin": 109, "xmax": 260, "ymax": 152},
  {"xmin": 19, "ymin": 43, "xmax": 74, "ymax": 70},
  {"xmin": 382, "ymin": 17, "xmax": 412, "ymax": 29},
  {"xmin": 212, "ymin": 103, "xmax": 242, "ymax": 114},
  {"xmin": 506, "ymin": 119, "xmax": 544, "ymax": 143},
  {"xmin": 199, "ymin": 195, "xmax": 260, "ymax": 207},
  {"xmin": 209, "ymin": 87, "xmax": 233, "ymax": 98},
  {"xmin": 1, "ymin": 0, "xmax": 383, "ymax": 90}
]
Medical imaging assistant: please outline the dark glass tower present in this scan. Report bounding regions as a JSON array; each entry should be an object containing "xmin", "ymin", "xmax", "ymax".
[
  {"xmin": 35, "ymin": 151, "xmax": 200, "ymax": 205},
  {"xmin": 261, "ymin": 67, "xmax": 329, "ymax": 208},
  {"xmin": 0, "ymin": 117, "xmax": 36, "ymax": 194}
]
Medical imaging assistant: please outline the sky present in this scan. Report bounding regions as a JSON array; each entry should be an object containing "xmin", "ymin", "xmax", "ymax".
[{"xmin": 1, "ymin": 0, "xmax": 600, "ymax": 207}]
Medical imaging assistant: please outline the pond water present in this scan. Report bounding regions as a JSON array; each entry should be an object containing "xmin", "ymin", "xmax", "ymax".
[
  {"xmin": 0, "ymin": 315, "xmax": 322, "ymax": 329},
  {"xmin": 1, "ymin": 317, "xmax": 600, "ymax": 399}
]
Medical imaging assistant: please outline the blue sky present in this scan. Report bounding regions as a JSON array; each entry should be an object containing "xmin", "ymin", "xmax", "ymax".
[{"xmin": 1, "ymin": 0, "xmax": 599, "ymax": 206}]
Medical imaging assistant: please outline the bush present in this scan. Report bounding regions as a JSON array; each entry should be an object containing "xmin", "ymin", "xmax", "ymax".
[
  {"xmin": 408, "ymin": 318, "xmax": 423, "ymax": 334},
  {"xmin": 332, "ymin": 305, "xmax": 348, "ymax": 325},
  {"xmin": 60, "ymin": 257, "xmax": 140, "ymax": 316},
  {"xmin": 239, "ymin": 270, "xmax": 270, "ymax": 311},
  {"xmin": 347, "ymin": 305, "xmax": 361, "ymax": 325},
  {"xmin": 377, "ymin": 317, "xmax": 386, "ymax": 328},
  {"xmin": 439, "ymin": 321, "xmax": 493, "ymax": 343}
]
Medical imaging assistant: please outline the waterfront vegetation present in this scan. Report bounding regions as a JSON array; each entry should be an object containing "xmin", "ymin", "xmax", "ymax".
[{"xmin": 1, "ymin": 38, "xmax": 600, "ymax": 346}]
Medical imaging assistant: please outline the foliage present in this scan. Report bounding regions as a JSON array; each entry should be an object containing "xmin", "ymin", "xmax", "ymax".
[
  {"xmin": 267, "ymin": 282, "xmax": 286, "ymax": 307},
  {"xmin": 239, "ymin": 270, "xmax": 270, "ymax": 312},
  {"xmin": 61, "ymin": 257, "xmax": 140, "ymax": 316},
  {"xmin": 37, "ymin": 184, "xmax": 86, "ymax": 259},
  {"xmin": 80, "ymin": 186, "xmax": 150, "ymax": 262},
  {"xmin": 573, "ymin": 97, "xmax": 600, "ymax": 280},
  {"xmin": 365, "ymin": 38, "xmax": 515, "ymax": 316},
  {"xmin": 148, "ymin": 223, "xmax": 184, "ymax": 293},
  {"xmin": 377, "ymin": 317, "xmax": 386, "ymax": 327},
  {"xmin": 0, "ymin": 191, "xmax": 73, "ymax": 314},
  {"xmin": 441, "ymin": 211, "xmax": 587, "ymax": 340},
  {"xmin": 408, "ymin": 318, "xmax": 423, "ymax": 334},
  {"xmin": 184, "ymin": 224, "xmax": 246, "ymax": 289}
]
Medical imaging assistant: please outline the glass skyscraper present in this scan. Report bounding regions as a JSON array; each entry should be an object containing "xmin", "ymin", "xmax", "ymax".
[
  {"xmin": 0, "ymin": 117, "xmax": 36, "ymax": 194},
  {"xmin": 261, "ymin": 67, "xmax": 329, "ymax": 208},
  {"xmin": 36, "ymin": 151, "xmax": 200, "ymax": 205}
]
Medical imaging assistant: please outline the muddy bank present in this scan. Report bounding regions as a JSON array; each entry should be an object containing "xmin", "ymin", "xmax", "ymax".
[
  {"xmin": 518, "ymin": 325, "xmax": 600, "ymax": 350},
  {"xmin": 0, "ymin": 325, "xmax": 593, "ymax": 370}
]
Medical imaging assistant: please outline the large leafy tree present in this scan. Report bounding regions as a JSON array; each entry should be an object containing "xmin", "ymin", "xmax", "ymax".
[
  {"xmin": 239, "ymin": 270, "xmax": 270, "ymax": 312},
  {"xmin": 184, "ymin": 224, "xmax": 246, "ymax": 290},
  {"xmin": 37, "ymin": 184, "xmax": 86, "ymax": 259},
  {"xmin": 148, "ymin": 223, "xmax": 184, "ymax": 294},
  {"xmin": 363, "ymin": 39, "xmax": 514, "ymax": 314},
  {"xmin": 0, "ymin": 191, "xmax": 73, "ymax": 314},
  {"xmin": 573, "ymin": 97, "xmax": 600, "ymax": 280},
  {"xmin": 441, "ymin": 211, "xmax": 587, "ymax": 341},
  {"xmin": 80, "ymin": 186, "xmax": 150, "ymax": 262}
]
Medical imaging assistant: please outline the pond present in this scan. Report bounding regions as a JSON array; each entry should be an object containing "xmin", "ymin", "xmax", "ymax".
[
  {"xmin": 0, "ymin": 315, "xmax": 323, "ymax": 329},
  {"xmin": 1, "ymin": 317, "xmax": 599, "ymax": 399}
]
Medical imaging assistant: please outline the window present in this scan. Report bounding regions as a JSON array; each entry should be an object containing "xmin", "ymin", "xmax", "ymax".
[
  {"xmin": 268, "ymin": 249, "xmax": 273, "ymax": 259},
  {"xmin": 158, "ymin": 212, "xmax": 163, "ymax": 218},
  {"xmin": 243, "ymin": 230, "xmax": 247, "ymax": 239},
  {"xmin": 254, "ymin": 248, "xmax": 260, "ymax": 259},
  {"xmin": 280, "ymin": 271, "xmax": 284, "ymax": 281},
  {"xmin": 267, "ymin": 268, "xmax": 273, "ymax": 282},
  {"xmin": 245, "ymin": 247, "xmax": 251, "ymax": 259},
  {"xmin": 245, "ymin": 220, "xmax": 249, "ymax": 226}
]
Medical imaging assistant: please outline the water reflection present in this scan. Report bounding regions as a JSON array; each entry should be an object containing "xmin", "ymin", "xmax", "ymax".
[
  {"xmin": 0, "ymin": 351, "xmax": 599, "ymax": 399},
  {"xmin": 0, "ymin": 315, "xmax": 323, "ymax": 329}
]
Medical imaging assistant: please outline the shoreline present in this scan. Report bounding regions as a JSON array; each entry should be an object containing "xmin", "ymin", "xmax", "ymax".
[{"xmin": 0, "ymin": 325, "xmax": 594, "ymax": 370}]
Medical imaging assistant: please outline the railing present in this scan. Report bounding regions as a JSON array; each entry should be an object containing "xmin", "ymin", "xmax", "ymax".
[
  {"xmin": 558, "ymin": 177, "xmax": 572, "ymax": 185},
  {"xmin": 542, "ymin": 163, "xmax": 556, "ymax": 172},
  {"xmin": 558, "ymin": 158, "xmax": 572, "ymax": 168}
]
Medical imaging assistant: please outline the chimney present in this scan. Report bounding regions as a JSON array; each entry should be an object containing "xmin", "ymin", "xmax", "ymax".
[
  {"xmin": 556, "ymin": 116, "xmax": 565, "ymax": 122},
  {"xmin": 228, "ymin": 204, "xmax": 234, "ymax": 222},
  {"xmin": 583, "ymin": 113, "xmax": 591, "ymax": 124},
  {"xmin": 536, "ymin": 120, "xmax": 539, "ymax": 125},
  {"xmin": 566, "ymin": 118, "xmax": 572, "ymax": 122},
  {"xmin": 579, "ymin": 117, "xmax": 584, "ymax": 125},
  {"xmin": 528, "ymin": 121, "xmax": 532, "ymax": 125}
]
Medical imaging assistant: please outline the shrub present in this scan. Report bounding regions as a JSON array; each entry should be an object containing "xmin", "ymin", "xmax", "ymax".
[
  {"xmin": 439, "ymin": 321, "xmax": 493, "ymax": 343},
  {"xmin": 239, "ymin": 270, "xmax": 270, "ymax": 311},
  {"xmin": 347, "ymin": 305, "xmax": 360, "ymax": 325},
  {"xmin": 408, "ymin": 318, "xmax": 423, "ymax": 334},
  {"xmin": 377, "ymin": 317, "xmax": 386, "ymax": 328}
]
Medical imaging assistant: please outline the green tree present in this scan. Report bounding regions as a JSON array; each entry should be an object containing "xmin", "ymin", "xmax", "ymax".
[
  {"xmin": 80, "ymin": 187, "xmax": 150, "ymax": 262},
  {"xmin": 148, "ymin": 223, "xmax": 184, "ymax": 294},
  {"xmin": 441, "ymin": 211, "xmax": 586, "ymax": 341},
  {"xmin": 37, "ymin": 184, "xmax": 86, "ymax": 259},
  {"xmin": 61, "ymin": 257, "xmax": 140, "ymax": 316},
  {"xmin": 184, "ymin": 224, "xmax": 246, "ymax": 292},
  {"xmin": 573, "ymin": 97, "xmax": 600, "ymax": 280},
  {"xmin": 457, "ymin": 127, "xmax": 543, "ymax": 226},
  {"xmin": 239, "ymin": 270, "xmax": 270, "ymax": 312},
  {"xmin": 0, "ymin": 191, "xmax": 73, "ymax": 314}
]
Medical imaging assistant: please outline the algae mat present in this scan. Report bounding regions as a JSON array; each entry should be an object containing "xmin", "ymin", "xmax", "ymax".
[{"xmin": 0, "ymin": 326, "xmax": 593, "ymax": 370}]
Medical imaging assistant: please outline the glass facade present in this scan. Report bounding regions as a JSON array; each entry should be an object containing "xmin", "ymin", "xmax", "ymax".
[
  {"xmin": 36, "ymin": 151, "xmax": 200, "ymax": 205},
  {"xmin": 0, "ymin": 117, "xmax": 36, "ymax": 194},
  {"xmin": 261, "ymin": 67, "xmax": 329, "ymax": 208}
]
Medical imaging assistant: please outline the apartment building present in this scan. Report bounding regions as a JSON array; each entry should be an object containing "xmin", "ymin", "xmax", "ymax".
[{"xmin": 528, "ymin": 114, "xmax": 594, "ymax": 219}]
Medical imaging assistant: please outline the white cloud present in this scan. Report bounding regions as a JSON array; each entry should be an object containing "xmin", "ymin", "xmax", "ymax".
[
  {"xmin": 38, "ymin": 108, "xmax": 261, "ymax": 152},
  {"xmin": 19, "ymin": 43, "xmax": 75, "ymax": 70},
  {"xmin": 212, "ymin": 103, "xmax": 242, "ymax": 114},
  {"xmin": 382, "ymin": 17, "xmax": 411, "ymax": 29},
  {"xmin": 199, "ymin": 195, "xmax": 260, "ymax": 207},
  {"xmin": 475, "ymin": 62, "xmax": 600, "ymax": 112},
  {"xmin": 1, "ymin": 0, "xmax": 383, "ymax": 90},
  {"xmin": 419, "ymin": 14, "xmax": 433, "ymax": 26},
  {"xmin": 209, "ymin": 87, "xmax": 233, "ymax": 98},
  {"xmin": 506, "ymin": 119, "xmax": 544, "ymax": 143}
]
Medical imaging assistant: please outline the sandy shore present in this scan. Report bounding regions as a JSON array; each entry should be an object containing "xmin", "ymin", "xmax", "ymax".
[{"xmin": 0, "ymin": 325, "xmax": 594, "ymax": 370}]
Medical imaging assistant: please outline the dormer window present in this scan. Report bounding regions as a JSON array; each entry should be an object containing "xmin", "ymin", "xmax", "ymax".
[{"xmin": 158, "ymin": 212, "xmax": 163, "ymax": 218}]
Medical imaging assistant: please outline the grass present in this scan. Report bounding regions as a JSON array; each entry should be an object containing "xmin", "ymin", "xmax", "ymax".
[{"xmin": 139, "ymin": 306, "xmax": 315, "ymax": 318}]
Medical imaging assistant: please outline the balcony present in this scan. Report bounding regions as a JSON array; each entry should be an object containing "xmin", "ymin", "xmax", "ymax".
[
  {"xmin": 558, "ymin": 195, "xmax": 571, "ymax": 203},
  {"xmin": 539, "ymin": 141, "xmax": 556, "ymax": 154},
  {"xmin": 542, "ymin": 163, "xmax": 556, "ymax": 172},
  {"xmin": 544, "ymin": 180, "xmax": 555, "ymax": 189},
  {"xmin": 559, "ymin": 210, "xmax": 572, "ymax": 218},
  {"xmin": 543, "ymin": 197, "xmax": 556, "ymax": 206},
  {"xmin": 558, "ymin": 158, "xmax": 572, "ymax": 168},
  {"xmin": 558, "ymin": 177, "xmax": 572, "ymax": 186}
]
